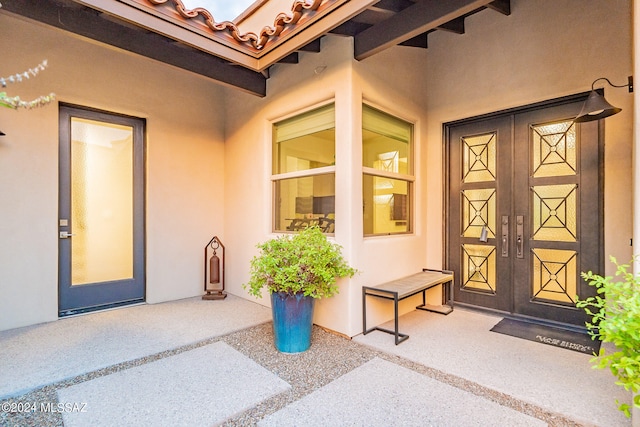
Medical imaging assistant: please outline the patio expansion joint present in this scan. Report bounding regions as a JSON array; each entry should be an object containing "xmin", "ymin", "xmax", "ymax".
[{"xmin": 1, "ymin": 322, "xmax": 591, "ymax": 427}]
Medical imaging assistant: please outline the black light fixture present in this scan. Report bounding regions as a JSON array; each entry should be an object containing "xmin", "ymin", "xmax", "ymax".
[
  {"xmin": 574, "ymin": 76, "xmax": 633, "ymax": 122},
  {"xmin": 0, "ymin": 130, "xmax": 5, "ymax": 136}
]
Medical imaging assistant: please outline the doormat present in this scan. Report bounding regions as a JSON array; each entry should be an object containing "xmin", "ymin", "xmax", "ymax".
[{"xmin": 490, "ymin": 318, "xmax": 601, "ymax": 355}]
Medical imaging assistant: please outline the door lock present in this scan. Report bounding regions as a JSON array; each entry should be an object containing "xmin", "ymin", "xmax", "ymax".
[
  {"xmin": 501, "ymin": 216, "xmax": 509, "ymax": 257},
  {"xmin": 59, "ymin": 231, "xmax": 75, "ymax": 239}
]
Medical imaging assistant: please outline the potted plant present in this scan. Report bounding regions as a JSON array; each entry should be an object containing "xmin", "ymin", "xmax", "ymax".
[
  {"xmin": 577, "ymin": 256, "xmax": 640, "ymax": 422},
  {"xmin": 245, "ymin": 226, "xmax": 356, "ymax": 353}
]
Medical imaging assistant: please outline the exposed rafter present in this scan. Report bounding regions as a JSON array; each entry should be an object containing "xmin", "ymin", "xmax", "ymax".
[
  {"xmin": 399, "ymin": 33, "xmax": 428, "ymax": 49},
  {"xmin": 487, "ymin": 0, "xmax": 511, "ymax": 15},
  {"xmin": 298, "ymin": 38, "xmax": 322, "ymax": 53},
  {"xmin": 0, "ymin": 0, "xmax": 267, "ymax": 96},
  {"xmin": 437, "ymin": 17, "xmax": 465, "ymax": 34},
  {"xmin": 1, "ymin": 0, "xmax": 512, "ymax": 96},
  {"xmin": 374, "ymin": 0, "xmax": 414, "ymax": 13},
  {"xmin": 354, "ymin": 0, "xmax": 495, "ymax": 60}
]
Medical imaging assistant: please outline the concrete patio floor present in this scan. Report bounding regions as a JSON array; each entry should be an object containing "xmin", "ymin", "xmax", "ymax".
[{"xmin": 0, "ymin": 295, "xmax": 631, "ymax": 426}]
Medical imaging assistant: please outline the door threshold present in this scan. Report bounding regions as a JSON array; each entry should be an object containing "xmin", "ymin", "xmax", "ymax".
[
  {"xmin": 453, "ymin": 302, "xmax": 588, "ymax": 334},
  {"xmin": 58, "ymin": 299, "xmax": 145, "ymax": 318}
]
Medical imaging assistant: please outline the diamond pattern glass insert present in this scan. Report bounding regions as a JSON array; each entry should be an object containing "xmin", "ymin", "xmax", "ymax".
[
  {"xmin": 532, "ymin": 184, "xmax": 577, "ymax": 242},
  {"xmin": 462, "ymin": 132, "xmax": 496, "ymax": 183},
  {"xmin": 462, "ymin": 244, "xmax": 496, "ymax": 294},
  {"xmin": 532, "ymin": 121, "xmax": 577, "ymax": 177},
  {"xmin": 462, "ymin": 189, "xmax": 496, "ymax": 238},
  {"xmin": 532, "ymin": 248, "xmax": 577, "ymax": 304}
]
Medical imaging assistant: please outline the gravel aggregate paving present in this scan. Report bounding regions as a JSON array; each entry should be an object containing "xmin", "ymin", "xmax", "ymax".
[{"xmin": 0, "ymin": 322, "xmax": 588, "ymax": 427}]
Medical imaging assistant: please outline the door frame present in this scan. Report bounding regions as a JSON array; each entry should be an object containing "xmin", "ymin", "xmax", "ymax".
[
  {"xmin": 58, "ymin": 103, "xmax": 147, "ymax": 316},
  {"xmin": 443, "ymin": 91, "xmax": 604, "ymax": 324}
]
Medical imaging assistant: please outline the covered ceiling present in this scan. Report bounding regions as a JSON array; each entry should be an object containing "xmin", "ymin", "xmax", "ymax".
[{"xmin": 0, "ymin": 0, "xmax": 510, "ymax": 96}]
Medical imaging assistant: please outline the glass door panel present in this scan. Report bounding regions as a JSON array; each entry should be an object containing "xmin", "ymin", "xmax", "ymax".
[
  {"xmin": 448, "ymin": 117, "xmax": 512, "ymax": 312},
  {"xmin": 512, "ymin": 101, "xmax": 600, "ymax": 324},
  {"xmin": 447, "ymin": 95, "xmax": 601, "ymax": 326},
  {"xmin": 71, "ymin": 118, "xmax": 134, "ymax": 285},
  {"xmin": 59, "ymin": 105, "xmax": 145, "ymax": 316}
]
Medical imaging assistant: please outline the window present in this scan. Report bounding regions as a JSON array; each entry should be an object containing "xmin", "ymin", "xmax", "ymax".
[
  {"xmin": 363, "ymin": 105, "xmax": 413, "ymax": 235},
  {"xmin": 272, "ymin": 104, "xmax": 336, "ymax": 233}
]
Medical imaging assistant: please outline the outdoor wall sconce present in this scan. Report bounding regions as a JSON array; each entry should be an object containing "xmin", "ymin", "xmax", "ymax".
[
  {"xmin": 0, "ymin": 130, "xmax": 5, "ymax": 136},
  {"xmin": 574, "ymin": 76, "xmax": 633, "ymax": 122},
  {"xmin": 203, "ymin": 235, "xmax": 227, "ymax": 300}
]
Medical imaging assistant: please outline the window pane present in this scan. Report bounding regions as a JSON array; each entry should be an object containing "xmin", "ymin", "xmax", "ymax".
[
  {"xmin": 363, "ymin": 175, "xmax": 411, "ymax": 235},
  {"xmin": 274, "ymin": 174, "xmax": 335, "ymax": 233},
  {"xmin": 273, "ymin": 104, "xmax": 335, "ymax": 174},
  {"xmin": 362, "ymin": 105, "xmax": 412, "ymax": 173}
]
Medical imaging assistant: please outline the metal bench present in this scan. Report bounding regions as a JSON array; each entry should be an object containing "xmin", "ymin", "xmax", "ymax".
[{"xmin": 362, "ymin": 269, "xmax": 454, "ymax": 345}]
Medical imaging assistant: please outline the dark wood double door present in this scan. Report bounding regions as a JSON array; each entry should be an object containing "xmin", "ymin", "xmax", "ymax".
[{"xmin": 447, "ymin": 96, "xmax": 602, "ymax": 326}]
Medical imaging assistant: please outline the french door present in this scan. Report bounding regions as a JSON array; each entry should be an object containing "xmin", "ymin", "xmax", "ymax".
[
  {"xmin": 58, "ymin": 105, "xmax": 145, "ymax": 316},
  {"xmin": 447, "ymin": 96, "xmax": 602, "ymax": 326}
]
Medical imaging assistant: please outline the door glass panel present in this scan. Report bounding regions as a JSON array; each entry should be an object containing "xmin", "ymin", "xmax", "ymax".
[
  {"xmin": 532, "ymin": 121, "xmax": 576, "ymax": 178},
  {"xmin": 462, "ymin": 132, "xmax": 496, "ymax": 183},
  {"xmin": 462, "ymin": 189, "xmax": 496, "ymax": 238},
  {"xmin": 532, "ymin": 248, "xmax": 577, "ymax": 304},
  {"xmin": 71, "ymin": 118, "xmax": 133, "ymax": 285},
  {"xmin": 461, "ymin": 244, "xmax": 496, "ymax": 294},
  {"xmin": 532, "ymin": 184, "xmax": 577, "ymax": 242}
]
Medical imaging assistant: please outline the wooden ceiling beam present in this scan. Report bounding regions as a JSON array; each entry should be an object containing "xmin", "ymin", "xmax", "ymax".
[
  {"xmin": 354, "ymin": 0, "xmax": 493, "ymax": 60},
  {"xmin": 437, "ymin": 17, "xmax": 465, "ymax": 34},
  {"xmin": 373, "ymin": 0, "xmax": 414, "ymax": 13},
  {"xmin": 277, "ymin": 52, "xmax": 299, "ymax": 64},
  {"xmin": 486, "ymin": 0, "xmax": 511, "ymax": 15},
  {"xmin": 1, "ymin": 0, "xmax": 267, "ymax": 96},
  {"xmin": 298, "ymin": 38, "xmax": 322, "ymax": 53},
  {"xmin": 399, "ymin": 33, "xmax": 428, "ymax": 48}
]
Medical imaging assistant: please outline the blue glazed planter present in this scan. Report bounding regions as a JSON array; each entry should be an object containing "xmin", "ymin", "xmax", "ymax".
[{"xmin": 270, "ymin": 292, "xmax": 315, "ymax": 353}]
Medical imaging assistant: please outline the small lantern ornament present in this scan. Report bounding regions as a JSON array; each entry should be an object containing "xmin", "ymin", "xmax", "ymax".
[{"xmin": 203, "ymin": 236, "xmax": 227, "ymax": 300}]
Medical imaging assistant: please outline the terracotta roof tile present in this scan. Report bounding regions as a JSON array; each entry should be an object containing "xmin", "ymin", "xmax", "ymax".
[{"xmin": 146, "ymin": 0, "xmax": 322, "ymax": 50}]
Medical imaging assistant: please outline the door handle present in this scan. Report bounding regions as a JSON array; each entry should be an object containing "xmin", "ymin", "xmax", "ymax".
[
  {"xmin": 59, "ymin": 231, "xmax": 75, "ymax": 239},
  {"xmin": 501, "ymin": 216, "xmax": 509, "ymax": 257},
  {"xmin": 516, "ymin": 215, "xmax": 524, "ymax": 259}
]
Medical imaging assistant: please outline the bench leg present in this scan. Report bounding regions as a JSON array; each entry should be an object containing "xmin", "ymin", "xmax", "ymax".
[
  {"xmin": 361, "ymin": 289, "xmax": 408, "ymax": 344},
  {"xmin": 416, "ymin": 286, "xmax": 453, "ymax": 315},
  {"xmin": 394, "ymin": 294, "xmax": 400, "ymax": 344},
  {"xmin": 362, "ymin": 288, "xmax": 367, "ymax": 335}
]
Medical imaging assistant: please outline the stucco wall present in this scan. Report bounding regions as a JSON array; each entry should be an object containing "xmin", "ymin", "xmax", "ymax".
[
  {"xmin": 0, "ymin": 0, "xmax": 633, "ymax": 334},
  {"xmin": 0, "ymin": 14, "xmax": 226, "ymax": 331},
  {"xmin": 225, "ymin": 0, "xmax": 633, "ymax": 338},
  {"xmin": 424, "ymin": 0, "xmax": 633, "ymax": 272},
  {"xmin": 224, "ymin": 35, "xmax": 430, "ymax": 337}
]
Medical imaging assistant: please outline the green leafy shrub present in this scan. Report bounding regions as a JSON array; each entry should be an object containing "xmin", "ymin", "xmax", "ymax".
[
  {"xmin": 245, "ymin": 226, "xmax": 356, "ymax": 299},
  {"xmin": 577, "ymin": 256, "xmax": 640, "ymax": 418}
]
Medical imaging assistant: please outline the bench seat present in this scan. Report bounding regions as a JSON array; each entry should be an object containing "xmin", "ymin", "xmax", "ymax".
[{"xmin": 362, "ymin": 269, "xmax": 454, "ymax": 345}]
